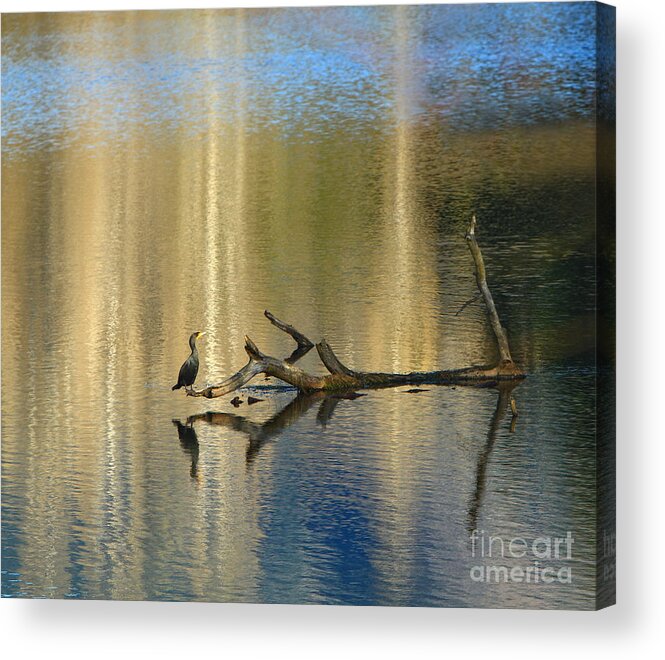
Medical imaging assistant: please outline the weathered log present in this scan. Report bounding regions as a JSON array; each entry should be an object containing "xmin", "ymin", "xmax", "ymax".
[{"xmin": 186, "ymin": 218, "xmax": 525, "ymax": 399}]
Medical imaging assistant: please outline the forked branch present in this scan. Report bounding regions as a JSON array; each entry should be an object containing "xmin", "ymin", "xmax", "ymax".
[{"xmin": 186, "ymin": 218, "xmax": 524, "ymax": 399}]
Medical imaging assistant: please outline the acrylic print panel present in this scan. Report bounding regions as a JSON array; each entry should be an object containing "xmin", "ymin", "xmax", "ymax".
[{"xmin": 1, "ymin": 2, "xmax": 615, "ymax": 609}]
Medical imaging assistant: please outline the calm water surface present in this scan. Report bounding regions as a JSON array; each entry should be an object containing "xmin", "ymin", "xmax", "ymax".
[{"xmin": 3, "ymin": 4, "xmax": 603, "ymax": 608}]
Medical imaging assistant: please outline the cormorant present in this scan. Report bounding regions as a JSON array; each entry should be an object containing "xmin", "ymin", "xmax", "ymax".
[{"xmin": 172, "ymin": 331, "xmax": 205, "ymax": 392}]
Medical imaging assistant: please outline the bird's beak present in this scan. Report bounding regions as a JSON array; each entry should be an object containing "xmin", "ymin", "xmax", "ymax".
[{"xmin": 198, "ymin": 331, "xmax": 206, "ymax": 338}]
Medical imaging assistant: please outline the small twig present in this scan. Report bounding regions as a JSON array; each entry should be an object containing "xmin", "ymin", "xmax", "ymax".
[
  {"xmin": 455, "ymin": 293, "xmax": 481, "ymax": 316},
  {"xmin": 509, "ymin": 396, "xmax": 519, "ymax": 432},
  {"xmin": 510, "ymin": 396, "xmax": 518, "ymax": 417}
]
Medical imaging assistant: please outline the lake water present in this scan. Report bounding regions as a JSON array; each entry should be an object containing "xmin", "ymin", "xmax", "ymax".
[{"xmin": 2, "ymin": 4, "xmax": 605, "ymax": 608}]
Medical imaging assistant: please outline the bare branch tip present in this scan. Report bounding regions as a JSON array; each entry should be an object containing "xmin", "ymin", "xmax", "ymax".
[
  {"xmin": 466, "ymin": 215, "xmax": 477, "ymax": 240},
  {"xmin": 244, "ymin": 335, "xmax": 262, "ymax": 359}
]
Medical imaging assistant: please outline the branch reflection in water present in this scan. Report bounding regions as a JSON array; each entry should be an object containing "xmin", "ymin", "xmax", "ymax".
[
  {"xmin": 172, "ymin": 419, "xmax": 200, "ymax": 481},
  {"xmin": 176, "ymin": 390, "xmax": 368, "ymax": 466},
  {"xmin": 467, "ymin": 382, "xmax": 520, "ymax": 534},
  {"xmin": 173, "ymin": 382, "xmax": 519, "ymax": 530}
]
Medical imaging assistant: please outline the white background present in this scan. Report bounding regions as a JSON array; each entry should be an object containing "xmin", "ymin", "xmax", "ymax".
[{"xmin": 1, "ymin": 0, "xmax": 662, "ymax": 657}]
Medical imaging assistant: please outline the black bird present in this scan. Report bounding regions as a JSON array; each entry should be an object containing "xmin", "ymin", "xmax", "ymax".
[{"xmin": 172, "ymin": 331, "xmax": 206, "ymax": 392}]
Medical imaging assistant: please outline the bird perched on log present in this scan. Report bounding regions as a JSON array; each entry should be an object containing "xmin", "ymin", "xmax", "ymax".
[{"xmin": 172, "ymin": 331, "xmax": 206, "ymax": 392}]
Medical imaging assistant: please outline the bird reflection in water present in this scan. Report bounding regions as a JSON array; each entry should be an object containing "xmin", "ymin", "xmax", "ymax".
[{"xmin": 172, "ymin": 419, "xmax": 200, "ymax": 481}]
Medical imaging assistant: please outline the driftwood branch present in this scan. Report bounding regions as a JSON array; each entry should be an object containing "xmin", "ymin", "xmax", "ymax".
[
  {"xmin": 465, "ymin": 215, "xmax": 514, "ymax": 365},
  {"xmin": 264, "ymin": 310, "xmax": 312, "ymax": 348},
  {"xmin": 186, "ymin": 217, "xmax": 524, "ymax": 399}
]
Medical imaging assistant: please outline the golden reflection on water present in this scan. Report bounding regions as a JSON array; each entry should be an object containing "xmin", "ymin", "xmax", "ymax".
[
  {"xmin": 2, "ymin": 127, "xmax": 596, "ymax": 600},
  {"xmin": 2, "ymin": 6, "xmax": 600, "ymax": 606}
]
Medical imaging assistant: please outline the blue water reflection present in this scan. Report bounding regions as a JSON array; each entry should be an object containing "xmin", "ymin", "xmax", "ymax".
[{"xmin": 2, "ymin": 3, "xmax": 602, "ymax": 151}]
